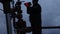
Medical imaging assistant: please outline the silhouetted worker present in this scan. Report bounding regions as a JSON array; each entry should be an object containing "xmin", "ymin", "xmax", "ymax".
[{"xmin": 24, "ymin": 0, "xmax": 41, "ymax": 34}]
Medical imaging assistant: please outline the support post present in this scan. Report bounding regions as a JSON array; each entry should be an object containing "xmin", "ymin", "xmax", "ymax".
[
  {"xmin": 5, "ymin": 13, "xmax": 12, "ymax": 34},
  {"xmin": 2, "ymin": 1, "xmax": 12, "ymax": 34}
]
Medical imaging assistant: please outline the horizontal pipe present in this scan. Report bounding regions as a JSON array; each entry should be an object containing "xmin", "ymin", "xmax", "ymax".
[{"xmin": 42, "ymin": 26, "xmax": 60, "ymax": 29}]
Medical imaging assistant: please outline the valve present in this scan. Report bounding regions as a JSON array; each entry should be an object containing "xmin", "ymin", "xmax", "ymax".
[
  {"xmin": 24, "ymin": 2, "xmax": 31, "ymax": 7},
  {"xmin": 24, "ymin": 2, "xmax": 32, "ymax": 14}
]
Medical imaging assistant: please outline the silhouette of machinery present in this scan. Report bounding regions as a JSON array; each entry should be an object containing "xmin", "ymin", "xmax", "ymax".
[{"xmin": 0, "ymin": 0, "xmax": 41, "ymax": 34}]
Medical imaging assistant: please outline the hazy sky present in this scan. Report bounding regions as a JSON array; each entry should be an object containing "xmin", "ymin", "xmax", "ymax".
[{"xmin": 0, "ymin": 0, "xmax": 60, "ymax": 34}]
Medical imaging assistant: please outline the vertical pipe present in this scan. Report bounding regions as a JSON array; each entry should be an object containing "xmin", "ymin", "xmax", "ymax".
[
  {"xmin": 5, "ymin": 13, "xmax": 12, "ymax": 34},
  {"xmin": 2, "ymin": 1, "xmax": 12, "ymax": 34}
]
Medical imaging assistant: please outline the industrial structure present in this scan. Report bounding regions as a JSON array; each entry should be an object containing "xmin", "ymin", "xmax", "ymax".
[{"xmin": 0, "ymin": 0, "xmax": 41, "ymax": 34}]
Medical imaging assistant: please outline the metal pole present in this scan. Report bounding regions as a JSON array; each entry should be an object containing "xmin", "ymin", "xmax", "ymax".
[
  {"xmin": 5, "ymin": 13, "xmax": 12, "ymax": 34},
  {"xmin": 2, "ymin": 1, "xmax": 12, "ymax": 34}
]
